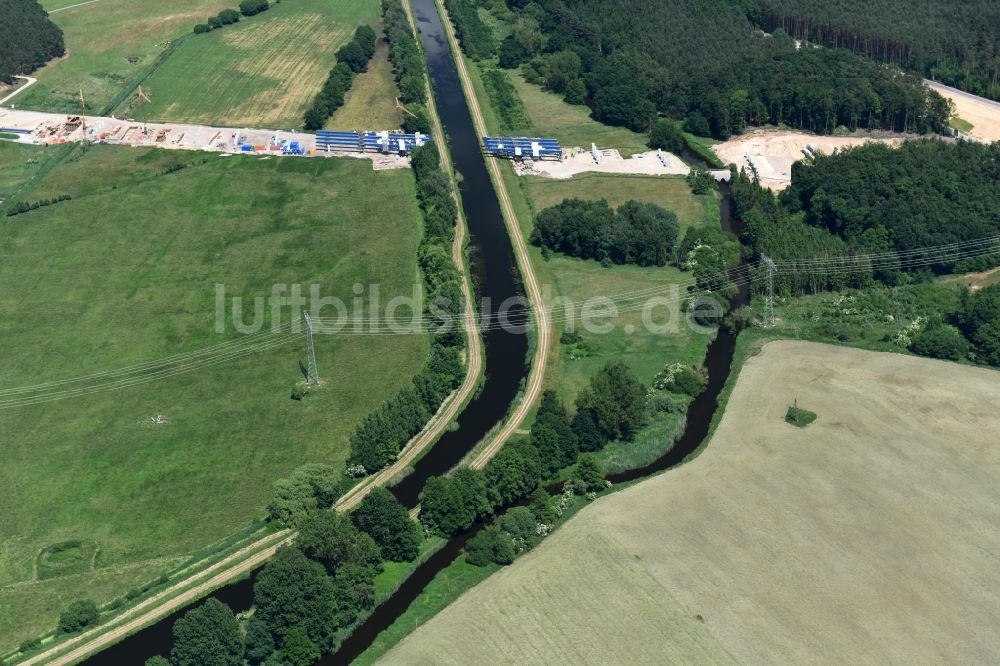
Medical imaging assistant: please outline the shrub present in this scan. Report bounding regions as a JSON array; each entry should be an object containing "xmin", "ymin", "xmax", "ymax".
[
  {"xmin": 684, "ymin": 111, "xmax": 710, "ymax": 136},
  {"xmin": 465, "ymin": 526, "xmax": 514, "ymax": 566},
  {"xmin": 265, "ymin": 463, "xmax": 339, "ymax": 527},
  {"xmin": 572, "ymin": 454, "xmax": 604, "ymax": 493},
  {"xmin": 723, "ymin": 305, "xmax": 756, "ymax": 332},
  {"xmin": 218, "ymin": 8, "xmax": 241, "ymax": 24},
  {"xmin": 19, "ymin": 638, "xmax": 41, "ymax": 654},
  {"xmin": 282, "ymin": 627, "xmax": 320, "ymax": 666},
  {"xmin": 648, "ymin": 391, "xmax": 688, "ymax": 415},
  {"xmin": 253, "ymin": 547, "xmax": 337, "ymax": 650},
  {"xmin": 785, "ymin": 403, "xmax": 817, "ymax": 428},
  {"xmin": 59, "ymin": 599, "xmax": 99, "ymax": 633},
  {"xmin": 686, "ymin": 167, "xmax": 716, "ymax": 194},
  {"xmin": 648, "ymin": 119, "xmax": 684, "ymax": 153},
  {"xmin": 653, "ymin": 363, "xmax": 707, "ymax": 397},
  {"xmin": 238, "ymin": 0, "xmax": 268, "ymax": 16},
  {"xmin": 193, "ymin": 23, "xmax": 211, "ymax": 33},
  {"xmin": 401, "ymin": 104, "xmax": 432, "ymax": 134},
  {"xmin": 908, "ymin": 321, "xmax": 970, "ymax": 361},
  {"xmin": 244, "ymin": 616, "xmax": 274, "ymax": 664},
  {"xmin": 576, "ymin": 361, "xmax": 648, "ymax": 440},
  {"xmin": 353, "ymin": 487, "xmax": 421, "ymax": 562}
]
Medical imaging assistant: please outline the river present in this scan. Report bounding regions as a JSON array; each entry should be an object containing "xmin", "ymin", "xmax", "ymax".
[
  {"xmin": 81, "ymin": 0, "xmax": 531, "ymax": 661},
  {"xmin": 82, "ymin": 0, "xmax": 748, "ymax": 662}
]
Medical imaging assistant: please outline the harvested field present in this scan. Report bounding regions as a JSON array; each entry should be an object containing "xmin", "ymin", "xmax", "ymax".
[
  {"xmin": 25, "ymin": 0, "xmax": 233, "ymax": 113},
  {"xmin": 712, "ymin": 129, "xmax": 903, "ymax": 189},
  {"xmin": 380, "ymin": 341, "xmax": 1000, "ymax": 665},
  {"xmin": 927, "ymin": 80, "xmax": 1000, "ymax": 143},
  {"xmin": 135, "ymin": 0, "xmax": 378, "ymax": 128}
]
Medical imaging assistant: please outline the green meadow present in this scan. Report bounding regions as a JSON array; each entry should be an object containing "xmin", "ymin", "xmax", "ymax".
[
  {"xmin": 0, "ymin": 145, "xmax": 428, "ymax": 649},
  {"xmin": 24, "ymin": 0, "xmax": 234, "ymax": 113}
]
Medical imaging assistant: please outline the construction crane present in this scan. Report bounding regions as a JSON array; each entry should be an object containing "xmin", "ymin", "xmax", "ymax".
[
  {"xmin": 78, "ymin": 87, "xmax": 87, "ymax": 132},
  {"xmin": 137, "ymin": 85, "xmax": 151, "ymax": 133},
  {"xmin": 395, "ymin": 97, "xmax": 417, "ymax": 119}
]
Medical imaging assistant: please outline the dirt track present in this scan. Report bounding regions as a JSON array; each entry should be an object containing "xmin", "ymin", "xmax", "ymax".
[
  {"xmin": 381, "ymin": 341, "xmax": 1000, "ymax": 664},
  {"xmin": 925, "ymin": 80, "xmax": 1000, "ymax": 143}
]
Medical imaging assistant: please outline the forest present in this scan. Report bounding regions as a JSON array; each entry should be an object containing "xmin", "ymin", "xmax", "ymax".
[
  {"xmin": 782, "ymin": 140, "xmax": 1000, "ymax": 259},
  {"xmin": 730, "ymin": 139, "xmax": 1000, "ymax": 366},
  {"xmin": 734, "ymin": 140, "xmax": 1000, "ymax": 288},
  {"xmin": 0, "ymin": 0, "xmax": 64, "ymax": 83},
  {"xmin": 530, "ymin": 198, "xmax": 680, "ymax": 267},
  {"xmin": 755, "ymin": 0, "xmax": 1000, "ymax": 101},
  {"xmin": 487, "ymin": 0, "xmax": 951, "ymax": 138}
]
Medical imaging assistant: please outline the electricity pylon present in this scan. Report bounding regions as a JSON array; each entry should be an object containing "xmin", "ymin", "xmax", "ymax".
[
  {"xmin": 78, "ymin": 87, "xmax": 87, "ymax": 132},
  {"xmin": 762, "ymin": 255, "xmax": 777, "ymax": 327},
  {"xmin": 137, "ymin": 85, "xmax": 151, "ymax": 133},
  {"xmin": 304, "ymin": 313, "xmax": 319, "ymax": 387}
]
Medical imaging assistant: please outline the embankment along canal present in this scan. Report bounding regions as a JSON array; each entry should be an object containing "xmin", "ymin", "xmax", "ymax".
[
  {"xmin": 83, "ymin": 1, "xmax": 749, "ymax": 661},
  {"xmin": 82, "ymin": 0, "xmax": 532, "ymax": 661}
]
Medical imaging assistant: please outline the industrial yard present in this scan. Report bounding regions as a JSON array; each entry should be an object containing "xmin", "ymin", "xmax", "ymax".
[
  {"xmin": 0, "ymin": 108, "xmax": 420, "ymax": 169},
  {"xmin": 711, "ymin": 129, "xmax": 905, "ymax": 189},
  {"xmin": 512, "ymin": 146, "xmax": 691, "ymax": 179}
]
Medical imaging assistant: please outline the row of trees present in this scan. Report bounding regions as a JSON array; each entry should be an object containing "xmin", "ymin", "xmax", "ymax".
[
  {"xmin": 530, "ymin": 194, "xmax": 745, "ymax": 298},
  {"xmin": 755, "ymin": 0, "xmax": 1000, "ymax": 102},
  {"xmin": 382, "ymin": 0, "xmax": 426, "ymax": 107},
  {"xmin": 424, "ymin": 352, "xmax": 712, "ymax": 568},
  {"xmin": 480, "ymin": 67, "xmax": 530, "ymax": 132},
  {"xmin": 154, "ymin": 485, "xmax": 423, "ymax": 666},
  {"xmin": 0, "ymin": 0, "xmax": 64, "ymax": 83},
  {"xmin": 192, "ymin": 8, "xmax": 242, "ymax": 34},
  {"xmin": 530, "ymin": 198, "xmax": 680, "ymax": 267},
  {"xmin": 420, "ymin": 361, "xmax": 647, "ymax": 539},
  {"xmin": 303, "ymin": 26, "xmax": 377, "ymax": 130},
  {"xmin": 347, "ymin": 144, "xmax": 466, "ymax": 473},
  {"xmin": 443, "ymin": 0, "xmax": 496, "ymax": 60},
  {"xmin": 483, "ymin": 0, "xmax": 950, "ymax": 138},
  {"xmin": 380, "ymin": 0, "xmax": 434, "ymax": 134},
  {"xmin": 6, "ymin": 194, "xmax": 72, "ymax": 217}
]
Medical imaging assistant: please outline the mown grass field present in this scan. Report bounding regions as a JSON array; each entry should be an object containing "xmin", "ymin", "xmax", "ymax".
[
  {"xmin": 380, "ymin": 341, "xmax": 1000, "ymax": 665},
  {"xmin": 523, "ymin": 172, "xmax": 719, "ymax": 232},
  {"xmin": 24, "ymin": 0, "xmax": 233, "ymax": 113},
  {"xmin": 0, "ymin": 142, "xmax": 47, "ymax": 207},
  {"xmin": 132, "ymin": 0, "xmax": 379, "ymax": 128},
  {"xmin": 0, "ymin": 146, "xmax": 428, "ymax": 650},
  {"xmin": 327, "ymin": 39, "xmax": 404, "ymax": 131}
]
